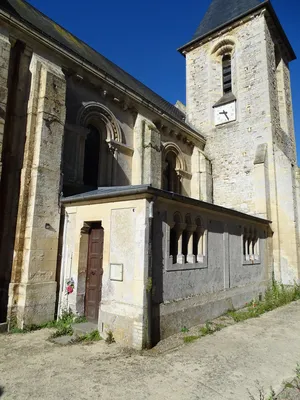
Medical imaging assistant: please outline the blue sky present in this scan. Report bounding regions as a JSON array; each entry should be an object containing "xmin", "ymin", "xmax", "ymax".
[{"xmin": 28, "ymin": 0, "xmax": 300, "ymax": 161}]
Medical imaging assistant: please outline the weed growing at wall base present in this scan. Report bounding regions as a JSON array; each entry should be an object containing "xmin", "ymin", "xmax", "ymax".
[
  {"xmin": 105, "ymin": 330, "xmax": 116, "ymax": 344},
  {"xmin": 8, "ymin": 310, "xmax": 87, "ymax": 338},
  {"xmin": 182, "ymin": 282, "xmax": 300, "ymax": 345},
  {"xmin": 228, "ymin": 281, "xmax": 300, "ymax": 323},
  {"xmin": 71, "ymin": 330, "xmax": 102, "ymax": 343},
  {"xmin": 183, "ymin": 335, "xmax": 199, "ymax": 343}
]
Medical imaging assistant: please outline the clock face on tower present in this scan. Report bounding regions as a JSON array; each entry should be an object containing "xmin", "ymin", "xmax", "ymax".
[{"xmin": 214, "ymin": 101, "xmax": 236, "ymax": 126}]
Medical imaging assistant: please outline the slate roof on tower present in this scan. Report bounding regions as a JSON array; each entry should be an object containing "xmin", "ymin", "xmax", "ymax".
[
  {"xmin": 0, "ymin": 0, "xmax": 200, "ymax": 133},
  {"xmin": 192, "ymin": 0, "xmax": 263, "ymax": 42},
  {"xmin": 178, "ymin": 0, "xmax": 296, "ymax": 61}
]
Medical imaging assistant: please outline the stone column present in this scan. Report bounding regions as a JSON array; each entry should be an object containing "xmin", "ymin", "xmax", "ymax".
[
  {"xmin": 132, "ymin": 114, "xmax": 161, "ymax": 188},
  {"xmin": 107, "ymin": 141, "xmax": 119, "ymax": 186},
  {"xmin": 132, "ymin": 114, "xmax": 144, "ymax": 185},
  {"xmin": 244, "ymin": 231, "xmax": 249, "ymax": 262},
  {"xmin": 186, "ymin": 224, "xmax": 196, "ymax": 264},
  {"xmin": 8, "ymin": 54, "xmax": 66, "ymax": 327},
  {"xmin": 197, "ymin": 229, "xmax": 205, "ymax": 263},
  {"xmin": 176, "ymin": 222, "xmax": 186, "ymax": 264},
  {"xmin": 0, "ymin": 28, "xmax": 10, "ymax": 182},
  {"xmin": 191, "ymin": 147, "xmax": 212, "ymax": 202}
]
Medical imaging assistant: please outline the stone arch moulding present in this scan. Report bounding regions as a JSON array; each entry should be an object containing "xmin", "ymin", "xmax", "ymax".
[
  {"xmin": 211, "ymin": 37, "xmax": 236, "ymax": 57},
  {"xmin": 76, "ymin": 101, "xmax": 123, "ymax": 143},
  {"xmin": 163, "ymin": 142, "xmax": 187, "ymax": 172}
]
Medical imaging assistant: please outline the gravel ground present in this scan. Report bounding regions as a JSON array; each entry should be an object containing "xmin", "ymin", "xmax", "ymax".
[{"xmin": 1, "ymin": 301, "xmax": 300, "ymax": 400}]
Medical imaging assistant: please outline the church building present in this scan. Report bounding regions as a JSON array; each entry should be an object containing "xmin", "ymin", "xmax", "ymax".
[{"xmin": 0, "ymin": 0, "xmax": 299, "ymax": 348}]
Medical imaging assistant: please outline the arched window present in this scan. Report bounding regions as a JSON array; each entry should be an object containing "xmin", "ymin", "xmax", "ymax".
[
  {"xmin": 222, "ymin": 54, "xmax": 232, "ymax": 94},
  {"xmin": 163, "ymin": 151, "xmax": 180, "ymax": 194},
  {"xmin": 83, "ymin": 125, "xmax": 101, "ymax": 187},
  {"xmin": 77, "ymin": 102, "xmax": 124, "ymax": 190}
]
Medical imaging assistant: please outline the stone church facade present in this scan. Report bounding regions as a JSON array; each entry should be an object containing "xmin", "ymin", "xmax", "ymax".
[{"xmin": 0, "ymin": 0, "xmax": 298, "ymax": 348}]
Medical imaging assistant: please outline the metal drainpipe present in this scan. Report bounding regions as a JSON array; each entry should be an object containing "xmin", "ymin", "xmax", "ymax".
[{"xmin": 147, "ymin": 199, "xmax": 155, "ymax": 349}]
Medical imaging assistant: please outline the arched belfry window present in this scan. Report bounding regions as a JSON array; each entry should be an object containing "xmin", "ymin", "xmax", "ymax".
[
  {"xmin": 222, "ymin": 54, "xmax": 232, "ymax": 94},
  {"xmin": 83, "ymin": 124, "xmax": 101, "ymax": 187}
]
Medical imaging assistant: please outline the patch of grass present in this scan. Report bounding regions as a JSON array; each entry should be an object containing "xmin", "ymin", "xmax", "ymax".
[
  {"xmin": 229, "ymin": 281, "xmax": 300, "ymax": 323},
  {"xmin": 50, "ymin": 325, "xmax": 73, "ymax": 339},
  {"xmin": 73, "ymin": 315, "xmax": 87, "ymax": 324},
  {"xmin": 9, "ymin": 327, "xmax": 24, "ymax": 334},
  {"xmin": 200, "ymin": 322, "xmax": 215, "ymax": 336},
  {"xmin": 8, "ymin": 310, "xmax": 87, "ymax": 335},
  {"xmin": 183, "ymin": 322, "xmax": 226, "ymax": 344},
  {"xmin": 48, "ymin": 311, "xmax": 87, "ymax": 339},
  {"xmin": 215, "ymin": 323, "xmax": 226, "ymax": 330},
  {"xmin": 71, "ymin": 330, "xmax": 102, "ymax": 344},
  {"xmin": 183, "ymin": 335, "xmax": 200, "ymax": 343},
  {"xmin": 181, "ymin": 326, "xmax": 189, "ymax": 333}
]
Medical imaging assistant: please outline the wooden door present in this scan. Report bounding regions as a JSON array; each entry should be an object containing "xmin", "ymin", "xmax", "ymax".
[{"xmin": 85, "ymin": 224, "xmax": 104, "ymax": 322}]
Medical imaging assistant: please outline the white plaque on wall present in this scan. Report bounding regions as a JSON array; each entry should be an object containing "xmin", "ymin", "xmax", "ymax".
[{"xmin": 110, "ymin": 264, "xmax": 124, "ymax": 282}]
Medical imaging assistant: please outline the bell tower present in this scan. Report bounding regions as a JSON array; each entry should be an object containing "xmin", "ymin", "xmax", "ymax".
[{"xmin": 179, "ymin": 0, "xmax": 300, "ymax": 283}]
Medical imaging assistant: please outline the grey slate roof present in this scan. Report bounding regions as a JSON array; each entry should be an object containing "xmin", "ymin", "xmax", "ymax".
[
  {"xmin": 192, "ymin": 0, "xmax": 263, "ymax": 42},
  {"xmin": 178, "ymin": 0, "xmax": 296, "ymax": 60},
  {"xmin": 0, "ymin": 0, "xmax": 194, "ymax": 131},
  {"xmin": 61, "ymin": 185, "xmax": 271, "ymax": 224}
]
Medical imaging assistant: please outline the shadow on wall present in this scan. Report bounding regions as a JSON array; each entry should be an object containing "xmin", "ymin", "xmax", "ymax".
[
  {"xmin": 152, "ymin": 208, "xmax": 165, "ymax": 346},
  {"xmin": 0, "ymin": 386, "xmax": 4, "ymax": 397},
  {"xmin": 0, "ymin": 288, "xmax": 8, "ymax": 324}
]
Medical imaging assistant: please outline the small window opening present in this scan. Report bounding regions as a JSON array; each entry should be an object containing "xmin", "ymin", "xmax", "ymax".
[
  {"xmin": 193, "ymin": 232, "xmax": 199, "ymax": 258},
  {"xmin": 83, "ymin": 125, "xmax": 100, "ymax": 187},
  {"xmin": 170, "ymin": 227, "xmax": 178, "ymax": 264},
  {"xmin": 222, "ymin": 54, "xmax": 232, "ymax": 94}
]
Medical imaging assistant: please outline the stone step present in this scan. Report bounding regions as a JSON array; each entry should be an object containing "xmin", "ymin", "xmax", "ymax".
[
  {"xmin": 71, "ymin": 322, "xmax": 98, "ymax": 336},
  {"xmin": 51, "ymin": 335, "xmax": 76, "ymax": 345}
]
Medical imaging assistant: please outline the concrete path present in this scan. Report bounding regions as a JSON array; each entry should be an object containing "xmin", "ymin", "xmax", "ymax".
[{"xmin": 1, "ymin": 301, "xmax": 300, "ymax": 399}]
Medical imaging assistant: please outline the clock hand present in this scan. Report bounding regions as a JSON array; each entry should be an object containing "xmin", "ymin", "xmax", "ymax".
[{"xmin": 219, "ymin": 110, "xmax": 229, "ymax": 120}]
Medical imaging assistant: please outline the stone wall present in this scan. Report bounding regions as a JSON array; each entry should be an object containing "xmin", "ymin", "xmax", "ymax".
[
  {"xmin": 186, "ymin": 14, "xmax": 273, "ymax": 214},
  {"xmin": 185, "ymin": 10, "xmax": 300, "ymax": 283},
  {"xmin": 62, "ymin": 75, "xmax": 210, "ymax": 200},
  {"xmin": 152, "ymin": 197, "xmax": 270, "ymax": 340},
  {"xmin": 7, "ymin": 54, "xmax": 66, "ymax": 327},
  {"xmin": 61, "ymin": 198, "xmax": 149, "ymax": 349},
  {"xmin": 0, "ymin": 27, "xmax": 10, "ymax": 181}
]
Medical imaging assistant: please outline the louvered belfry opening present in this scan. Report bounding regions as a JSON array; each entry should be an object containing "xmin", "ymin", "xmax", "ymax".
[{"xmin": 222, "ymin": 54, "xmax": 232, "ymax": 94}]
